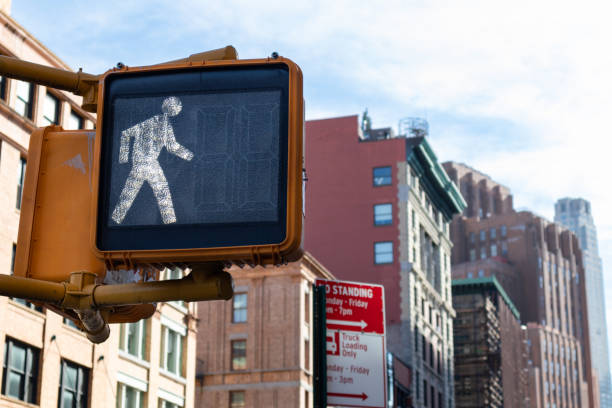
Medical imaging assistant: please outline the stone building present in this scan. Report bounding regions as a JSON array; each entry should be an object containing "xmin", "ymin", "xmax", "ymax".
[
  {"xmin": 444, "ymin": 161, "xmax": 598, "ymax": 408},
  {"xmin": 0, "ymin": 3, "xmax": 197, "ymax": 407},
  {"xmin": 195, "ymin": 253, "xmax": 334, "ymax": 408},
  {"xmin": 555, "ymin": 197, "xmax": 612, "ymax": 408},
  {"xmin": 304, "ymin": 114, "xmax": 465, "ymax": 408}
]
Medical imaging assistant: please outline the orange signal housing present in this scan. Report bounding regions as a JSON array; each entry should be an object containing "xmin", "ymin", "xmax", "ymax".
[
  {"xmin": 15, "ymin": 126, "xmax": 106, "ymax": 282},
  {"xmin": 90, "ymin": 57, "xmax": 304, "ymax": 267},
  {"xmin": 14, "ymin": 126, "xmax": 155, "ymax": 324}
]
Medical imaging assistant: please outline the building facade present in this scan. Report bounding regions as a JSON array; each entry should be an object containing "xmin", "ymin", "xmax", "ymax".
[
  {"xmin": 0, "ymin": 5, "xmax": 197, "ymax": 408},
  {"xmin": 452, "ymin": 276, "xmax": 528, "ymax": 408},
  {"xmin": 194, "ymin": 253, "xmax": 334, "ymax": 408},
  {"xmin": 555, "ymin": 198, "xmax": 612, "ymax": 408},
  {"xmin": 304, "ymin": 114, "xmax": 465, "ymax": 408},
  {"xmin": 444, "ymin": 161, "xmax": 598, "ymax": 408}
]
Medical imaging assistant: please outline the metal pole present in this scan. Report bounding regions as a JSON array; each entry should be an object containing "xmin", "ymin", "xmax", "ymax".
[
  {"xmin": 0, "ymin": 274, "xmax": 65, "ymax": 303},
  {"xmin": 313, "ymin": 283, "xmax": 327, "ymax": 408},
  {"xmin": 0, "ymin": 56, "xmax": 97, "ymax": 95},
  {"xmin": 93, "ymin": 271, "xmax": 233, "ymax": 307}
]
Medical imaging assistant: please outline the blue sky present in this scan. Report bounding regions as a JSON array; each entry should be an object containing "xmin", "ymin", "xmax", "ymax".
[{"xmin": 10, "ymin": 0, "xmax": 612, "ymax": 371}]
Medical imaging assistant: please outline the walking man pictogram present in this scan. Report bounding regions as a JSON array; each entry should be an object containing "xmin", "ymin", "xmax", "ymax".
[{"xmin": 111, "ymin": 96, "xmax": 193, "ymax": 224}]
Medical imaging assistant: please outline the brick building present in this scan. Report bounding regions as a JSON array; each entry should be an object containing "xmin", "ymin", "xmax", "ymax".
[
  {"xmin": 444, "ymin": 161, "xmax": 598, "ymax": 408},
  {"xmin": 452, "ymin": 276, "xmax": 528, "ymax": 408},
  {"xmin": 304, "ymin": 114, "xmax": 465, "ymax": 408},
  {"xmin": 0, "ymin": 4, "xmax": 197, "ymax": 407},
  {"xmin": 194, "ymin": 253, "xmax": 334, "ymax": 408}
]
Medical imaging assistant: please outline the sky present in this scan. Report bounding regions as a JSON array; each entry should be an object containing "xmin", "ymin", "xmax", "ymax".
[{"xmin": 9, "ymin": 0, "xmax": 612, "ymax": 373}]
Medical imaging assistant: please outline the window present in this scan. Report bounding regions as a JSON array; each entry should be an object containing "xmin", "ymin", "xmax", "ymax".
[
  {"xmin": 58, "ymin": 359, "xmax": 89, "ymax": 408},
  {"xmin": 14, "ymin": 80, "xmax": 34, "ymax": 119},
  {"xmin": 490, "ymin": 244, "xmax": 497, "ymax": 257},
  {"xmin": 11, "ymin": 297, "xmax": 43, "ymax": 312},
  {"xmin": 120, "ymin": 320, "xmax": 147, "ymax": 360},
  {"xmin": 304, "ymin": 337, "xmax": 310, "ymax": 371},
  {"xmin": 165, "ymin": 268, "xmax": 185, "ymax": 309},
  {"xmin": 230, "ymin": 391, "xmax": 245, "ymax": 408},
  {"xmin": 2, "ymin": 337, "xmax": 39, "ymax": 404},
  {"xmin": 304, "ymin": 287, "xmax": 310, "ymax": 325},
  {"xmin": 9, "ymin": 243, "xmax": 43, "ymax": 311},
  {"xmin": 10, "ymin": 243, "xmax": 16, "ymax": 273},
  {"xmin": 116, "ymin": 383, "xmax": 143, "ymax": 408},
  {"xmin": 469, "ymin": 249, "xmax": 476, "ymax": 261},
  {"xmin": 478, "ymin": 269, "xmax": 485, "ymax": 278},
  {"xmin": 374, "ymin": 242, "xmax": 393, "ymax": 264},
  {"xmin": 0, "ymin": 74, "xmax": 6, "ymax": 101},
  {"xmin": 232, "ymin": 293, "xmax": 247, "ymax": 323},
  {"xmin": 159, "ymin": 400, "xmax": 180, "ymax": 408},
  {"xmin": 480, "ymin": 247, "xmax": 486, "ymax": 259},
  {"xmin": 490, "ymin": 227, "xmax": 496, "ymax": 239},
  {"xmin": 422, "ymin": 335, "xmax": 426, "ymax": 361},
  {"xmin": 479, "ymin": 229, "xmax": 486, "ymax": 241},
  {"xmin": 501, "ymin": 241, "xmax": 508, "ymax": 256},
  {"xmin": 469, "ymin": 232, "xmax": 475, "ymax": 243},
  {"xmin": 374, "ymin": 203, "xmax": 392, "ymax": 226},
  {"xmin": 64, "ymin": 318, "xmax": 80, "ymax": 330},
  {"xmin": 67, "ymin": 110, "xmax": 84, "ymax": 130},
  {"xmin": 16, "ymin": 157, "xmax": 26, "ymax": 209},
  {"xmin": 430, "ymin": 386, "xmax": 435, "ymax": 408},
  {"xmin": 501, "ymin": 225, "xmax": 507, "ymax": 237},
  {"xmin": 231, "ymin": 340, "xmax": 247, "ymax": 370},
  {"xmin": 373, "ymin": 166, "xmax": 391, "ymax": 186},
  {"xmin": 467, "ymin": 272, "xmax": 473, "ymax": 278},
  {"xmin": 161, "ymin": 325, "xmax": 184, "ymax": 376},
  {"xmin": 42, "ymin": 92, "xmax": 60, "ymax": 125}
]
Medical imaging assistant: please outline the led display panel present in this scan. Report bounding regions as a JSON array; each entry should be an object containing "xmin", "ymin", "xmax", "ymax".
[{"xmin": 96, "ymin": 65, "xmax": 291, "ymax": 251}]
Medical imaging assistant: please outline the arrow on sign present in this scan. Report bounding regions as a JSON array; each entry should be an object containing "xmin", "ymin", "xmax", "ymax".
[
  {"xmin": 329, "ymin": 392, "xmax": 368, "ymax": 401},
  {"xmin": 327, "ymin": 319, "xmax": 368, "ymax": 329}
]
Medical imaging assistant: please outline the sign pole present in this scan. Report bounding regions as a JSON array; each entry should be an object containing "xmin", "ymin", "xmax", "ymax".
[{"xmin": 313, "ymin": 283, "xmax": 327, "ymax": 408}]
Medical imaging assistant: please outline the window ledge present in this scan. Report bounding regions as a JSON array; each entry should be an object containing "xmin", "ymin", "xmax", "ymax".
[
  {"xmin": 159, "ymin": 368, "xmax": 187, "ymax": 385},
  {"xmin": 118, "ymin": 350, "xmax": 150, "ymax": 369},
  {"xmin": 0, "ymin": 394, "xmax": 39, "ymax": 407},
  {"xmin": 8, "ymin": 299, "xmax": 45, "ymax": 319},
  {"xmin": 165, "ymin": 301, "xmax": 189, "ymax": 314}
]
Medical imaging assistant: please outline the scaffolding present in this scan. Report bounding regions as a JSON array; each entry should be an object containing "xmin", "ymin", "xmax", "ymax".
[{"xmin": 454, "ymin": 293, "xmax": 503, "ymax": 407}]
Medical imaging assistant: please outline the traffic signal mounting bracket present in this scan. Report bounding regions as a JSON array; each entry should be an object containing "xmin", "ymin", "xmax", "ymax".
[{"xmin": 0, "ymin": 264, "xmax": 232, "ymax": 343}]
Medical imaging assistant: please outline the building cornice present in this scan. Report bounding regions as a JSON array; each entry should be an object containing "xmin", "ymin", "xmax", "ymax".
[
  {"xmin": 452, "ymin": 275, "xmax": 520, "ymax": 320},
  {"xmin": 0, "ymin": 10, "xmax": 71, "ymax": 70},
  {"xmin": 407, "ymin": 138, "xmax": 466, "ymax": 220}
]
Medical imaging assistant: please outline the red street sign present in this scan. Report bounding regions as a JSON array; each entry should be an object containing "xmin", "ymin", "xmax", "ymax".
[
  {"xmin": 316, "ymin": 278, "xmax": 387, "ymax": 408},
  {"xmin": 315, "ymin": 279, "xmax": 385, "ymax": 335}
]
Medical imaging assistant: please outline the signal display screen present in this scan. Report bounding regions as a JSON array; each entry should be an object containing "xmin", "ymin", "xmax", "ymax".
[{"xmin": 97, "ymin": 65, "xmax": 289, "ymax": 251}]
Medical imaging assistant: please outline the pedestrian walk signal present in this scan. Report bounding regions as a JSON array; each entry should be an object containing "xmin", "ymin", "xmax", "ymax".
[{"xmin": 92, "ymin": 58, "xmax": 304, "ymax": 266}]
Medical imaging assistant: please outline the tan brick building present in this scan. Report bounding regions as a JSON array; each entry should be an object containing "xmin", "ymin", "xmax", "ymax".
[
  {"xmin": 0, "ymin": 3, "xmax": 198, "ymax": 407},
  {"xmin": 195, "ymin": 253, "xmax": 334, "ymax": 408}
]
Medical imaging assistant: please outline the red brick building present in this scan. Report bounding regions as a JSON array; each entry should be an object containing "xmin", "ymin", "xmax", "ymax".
[
  {"xmin": 304, "ymin": 114, "xmax": 465, "ymax": 408},
  {"xmin": 444, "ymin": 161, "xmax": 598, "ymax": 408}
]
